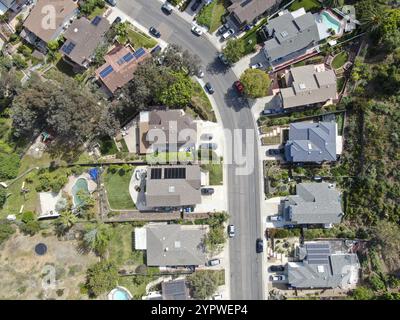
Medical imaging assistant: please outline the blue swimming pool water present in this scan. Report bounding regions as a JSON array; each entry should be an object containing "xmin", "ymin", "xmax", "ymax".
[
  {"xmin": 321, "ymin": 12, "xmax": 341, "ymax": 34},
  {"xmin": 71, "ymin": 178, "xmax": 89, "ymax": 207},
  {"xmin": 112, "ymin": 289, "xmax": 131, "ymax": 300}
]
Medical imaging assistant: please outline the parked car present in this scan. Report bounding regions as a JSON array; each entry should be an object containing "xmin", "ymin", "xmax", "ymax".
[
  {"xmin": 268, "ymin": 215, "xmax": 282, "ymax": 221},
  {"xmin": 234, "ymin": 80, "xmax": 244, "ymax": 94},
  {"xmin": 269, "ymin": 265, "xmax": 285, "ymax": 272},
  {"xmin": 113, "ymin": 16, "xmax": 122, "ymax": 24},
  {"xmin": 212, "ymin": 293, "xmax": 223, "ymax": 300},
  {"xmin": 256, "ymin": 238, "xmax": 263, "ymax": 253},
  {"xmin": 200, "ymin": 133, "xmax": 213, "ymax": 140},
  {"xmin": 151, "ymin": 45, "xmax": 162, "ymax": 55},
  {"xmin": 228, "ymin": 224, "xmax": 235, "ymax": 238},
  {"xmin": 218, "ymin": 53, "xmax": 229, "ymax": 65},
  {"xmin": 200, "ymin": 143, "xmax": 217, "ymax": 150},
  {"xmin": 270, "ymin": 275, "xmax": 286, "ymax": 281},
  {"xmin": 205, "ymin": 82, "xmax": 215, "ymax": 94},
  {"xmin": 207, "ymin": 258, "xmax": 221, "ymax": 266},
  {"xmin": 197, "ymin": 68, "xmax": 204, "ymax": 78},
  {"xmin": 191, "ymin": 25, "xmax": 203, "ymax": 36},
  {"xmin": 251, "ymin": 62, "xmax": 263, "ymax": 69},
  {"xmin": 201, "ymin": 188, "xmax": 215, "ymax": 195},
  {"xmin": 218, "ymin": 23, "xmax": 230, "ymax": 35},
  {"xmin": 262, "ymin": 108, "xmax": 279, "ymax": 115},
  {"xmin": 149, "ymin": 26, "xmax": 161, "ymax": 38},
  {"xmin": 268, "ymin": 148, "xmax": 283, "ymax": 156},
  {"xmin": 191, "ymin": 0, "xmax": 202, "ymax": 11},
  {"xmin": 106, "ymin": 0, "xmax": 117, "ymax": 6},
  {"xmin": 221, "ymin": 28, "xmax": 234, "ymax": 40},
  {"xmin": 161, "ymin": 2, "xmax": 173, "ymax": 14}
]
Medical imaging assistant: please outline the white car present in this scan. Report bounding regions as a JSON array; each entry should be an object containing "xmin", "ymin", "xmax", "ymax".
[
  {"xmin": 212, "ymin": 293, "xmax": 223, "ymax": 300},
  {"xmin": 251, "ymin": 62, "xmax": 263, "ymax": 69},
  {"xmin": 221, "ymin": 28, "xmax": 234, "ymax": 40},
  {"xmin": 191, "ymin": 25, "xmax": 203, "ymax": 36},
  {"xmin": 270, "ymin": 275, "xmax": 286, "ymax": 281}
]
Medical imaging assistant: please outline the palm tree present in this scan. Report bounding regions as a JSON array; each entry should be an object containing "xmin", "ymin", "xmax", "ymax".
[
  {"xmin": 359, "ymin": 4, "xmax": 385, "ymax": 32},
  {"xmin": 323, "ymin": 0, "xmax": 344, "ymax": 8},
  {"xmin": 83, "ymin": 223, "xmax": 112, "ymax": 256},
  {"xmin": 56, "ymin": 210, "xmax": 78, "ymax": 236}
]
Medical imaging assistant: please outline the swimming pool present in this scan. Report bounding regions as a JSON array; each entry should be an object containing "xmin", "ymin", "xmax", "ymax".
[
  {"xmin": 71, "ymin": 178, "xmax": 89, "ymax": 207},
  {"xmin": 108, "ymin": 287, "xmax": 132, "ymax": 300},
  {"xmin": 321, "ymin": 11, "xmax": 341, "ymax": 35}
]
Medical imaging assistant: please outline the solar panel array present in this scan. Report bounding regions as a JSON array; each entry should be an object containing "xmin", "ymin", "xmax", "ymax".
[
  {"xmin": 115, "ymin": 49, "xmax": 145, "ymax": 66},
  {"xmin": 123, "ymin": 52, "xmax": 135, "ymax": 63},
  {"xmin": 99, "ymin": 65, "xmax": 114, "ymax": 78},
  {"xmin": 133, "ymin": 48, "xmax": 146, "ymax": 59},
  {"xmin": 62, "ymin": 42, "xmax": 75, "ymax": 54},
  {"xmin": 306, "ymin": 243, "xmax": 331, "ymax": 265},
  {"xmin": 150, "ymin": 168, "xmax": 162, "ymax": 179},
  {"xmin": 91, "ymin": 16, "xmax": 102, "ymax": 26},
  {"xmin": 164, "ymin": 168, "xmax": 186, "ymax": 179}
]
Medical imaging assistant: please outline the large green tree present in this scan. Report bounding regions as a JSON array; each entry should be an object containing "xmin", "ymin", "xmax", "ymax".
[
  {"xmin": 82, "ymin": 223, "xmax": 112, "ymax": 256},
  {"xmin": 187, "ymin": 271, "xmax": 219, "ymax": 300},
  {"xmin": 156, "ymin": 71, "xmax": 193, "ymax": 107},
  {"xmin": 222, "ymin": 39, "xmax": 245, "ymax": 64},
  {"xmin": 85, "ymin": 260, "xmax": 118, "ymax": 297},
  {"xmin": 240, "ymin": 68, "xmax": 271, "ymax": 98}
]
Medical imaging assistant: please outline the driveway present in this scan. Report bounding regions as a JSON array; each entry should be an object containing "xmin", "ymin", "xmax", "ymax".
[{"xmin": 194, "ymin": 186, "xmax": 227, "ymax": 213}]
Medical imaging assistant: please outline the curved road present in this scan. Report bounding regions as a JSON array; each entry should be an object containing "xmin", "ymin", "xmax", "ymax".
[{"xmin": 117, "ymin": 0, "xmax": 263, "ymax": 300}]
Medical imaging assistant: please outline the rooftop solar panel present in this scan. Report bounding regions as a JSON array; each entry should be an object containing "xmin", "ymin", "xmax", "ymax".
[
  {"xmin": 308, "ymin": 259, "xmax": 330, "ymax": 265},
  {"xmin": 123, "ymin": 52, "xmax": 135, "ymax": 63},
  {"xmin": 99, "ymin": 65, "xmax": 114, "ymax": 78},
  {"xmin": 306, "ymin": 249, "xmax": 331, "ymax": 254},
  {"xmin": 150, "ymin": 168, "xmax": 162, "ymax": 179},
  {"xmin": 91, "ymin": 16, "xmax": 102, "ymax": 26},
  {"xmin": 306, "ymin": 243, "xmax": 330, "ymax": 249},
  {"xmin": 164, "ymin": 167, "xmax": 186, "ymax": 179},
  {"xmin": 133, "ymin": 48, "xmax": 146, "ymax": 59},
  {"xmin": 62, "ymin": 42, "xmax": 75, "ymax": 54}
]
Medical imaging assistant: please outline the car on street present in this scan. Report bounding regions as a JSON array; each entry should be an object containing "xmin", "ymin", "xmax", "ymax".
[
  {"xmin": 212, "ymin": 293, "xmax": 223, "ymax": 300},
  {"xmin": 191, "ymin": 0, "xmax": 202, "ymax": 11},
  {"xmin": 200, "ymin": 133, "xmax": 213, "ymax": 140},
  {"xmin": 256, "ymin": 238, "xmax": 263, "ymax": 253},
  {"xmin": 106, "ymin": 0, "xmax": 117, "ymax": 6},
  {"xmin": 268, "ymin": 148, "xmax": 283, "ymax": 156},
  {"xmin": 161, "ymin": 2, "xmax": 173, "ymax": 14},
  {"xmin": 218, "ymin": 53, "xmax": 229, "ymax": 65},
  {"xmin": 234, "ymin": 80, "xmax": 244, "ymax": 94},
  {"xmin": 149, "ymin": 26, "xmax": 161, "ymax": 38},
  {"xmin": 251, "ymin": 62, "xmax": 263, "ymax": 69},
  {"xmin": 207, "ymin": 258, "xmax": 221, "ymax": 266},
  {"xmin": 269, "ymin": 265, "xmax": 285, "ymax": 272},
  {"xmin": 267, "ymin": 215, "xmax": 282, "ymax": 221},
  {"xmin": 205, "ymin": 82, "xmax": 215, "ymax": 94},
  {"xmin": 270, "ymin": 275, "xmax": 286, "ymax": 281},
  {"xmin": 218, "ymin": 23, "xmax": 230, "ymax": 35},
  {"xmin": 199, "ymin": 143, "xmax": 217, "ymax": 150},
  {"xmin": 221, "ymin": 28, "xmax": 234, "ymax": 40},
  {"xmin": 191, "ymin": 25, "xmax": 203, "ymax": 36},
  {"xmin": 228, "ymin": 224, "xmax": 235, "ymax": 238},
  {"xmin": 201, "ymin": 187, "xmax": 215, "ymax": 195}
]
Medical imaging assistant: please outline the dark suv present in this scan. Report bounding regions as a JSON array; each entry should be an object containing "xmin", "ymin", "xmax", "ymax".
[
  {"xmin": 191, "ymin": 0, "xmax": 202, "ymax": 11},
  {"xmin": 201, "ymin": 188, "xmax": 215, "ymax": 195},
  {"xmin": 256, "ymin": 238, "xmax": 263, "ymax": 253},
  {"xmin": 269, "ymin": 265, "xmax": 285, "ymax": 272}
]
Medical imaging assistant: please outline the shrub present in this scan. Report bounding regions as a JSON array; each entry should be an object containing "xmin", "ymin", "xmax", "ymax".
[{"xmin": 0, "ymin": 221, "xmax": 15, "ymax": 245}]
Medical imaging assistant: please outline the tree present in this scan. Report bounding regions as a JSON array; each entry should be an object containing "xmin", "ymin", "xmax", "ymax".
[
  {"xmin": 12, "ymin": 54, "xmax": 27, "ymax": 70},
  {"xmin": 19, "ymin": 211, "xmax": 41, "ymax": 236},
  {"xmin": 58, "ymin": 210, "xmax": 78, "ymax": 232},
  {"xmin": 82, "ymin": 223, "xmax": 112, "ymax": 256},
  {"xmin": 85, "ymin": 260, "xmax": 118, "ymax": 297},
  {"xmin": 323, "ymin": 0, "xmax": 344, "ymax": 8},
  {"xmin": 156, "ymin": 71, "xmax": 193, "ymax": 107},
  {"xmin": 240, "ymin": 68, "xmax": 271, "ymax": 98},
  {"xmin": 351, "ymin": 286, "xmax": 375, "ymax": 300},
  {"xmin": 0, "ymin": 188, "xmax": 7, "ymax": 208},
  {"xmin": 357, "ymin": 0, "xmax": 385, "ymax": 32},
  {"xmin": 187, "ymin": 271, "xmax": 219, "ymax": 300},
  {"xmin": 0, "ymin": 220, "xmax": 15, "ymax": 245},
  {"xmin": 162, "ymin": 44, "xmax": 202, "ymax": 76},
  {"xmin": 222, "ymin": 39, "xmax": 245, "ymax": 64},
  {"xmin": 0, "ymin": 152, "xmax": 20, "ymax": 180}
]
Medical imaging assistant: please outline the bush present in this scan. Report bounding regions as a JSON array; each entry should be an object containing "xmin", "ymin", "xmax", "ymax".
[
  {"xmin": 0, "ymin": 188, "xmax": 7, "ymax": 208},
  {"xmin": 85, "ymin": 260, "xmax": 118, "ymax": 297},
  {"xmin": 12, "ymin": 54, "xmax": 28, "ymax": 70},
  {"xmin": 0, "ymin": 221, "xmax": 15, "ymax": 245},
  {"xmin": 0, "ymin": 153, "xmax": 20, "ymax": 180}
]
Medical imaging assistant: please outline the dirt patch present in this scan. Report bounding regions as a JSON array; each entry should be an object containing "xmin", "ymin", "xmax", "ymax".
[{"xmin": 0, "ymin": 230, "xmax": 98, "ymax": 300}]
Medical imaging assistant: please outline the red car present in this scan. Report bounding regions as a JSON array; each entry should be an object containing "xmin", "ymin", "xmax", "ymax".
[{"xmin": 234, "ymin": 80, "xmax": 244, "ymax": 94}]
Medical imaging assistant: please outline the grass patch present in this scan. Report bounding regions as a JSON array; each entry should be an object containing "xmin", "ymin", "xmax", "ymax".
[
  {"xmin": 99, "ymin": 136, "xmax": 118, "ymax": 156},
  {"xmin": 88, "ymin": 6, "xmax": 106, "ymax": 20},
  {"xmin": 336, "ymin": 112, "xmax": 345, "ymax": 136},
  {"xmin": 190, "ymin": 80, "xmax": 216, "ymax": 122},
  {"xmin": 120, "ymin": 28, "xmax": 158, "ymax": 49},
  {"xmin": 332, "ymin": 51, "xmax": 349, "ymax": 69},
  {"xmin": 147, "ymin": 151, "xmax": 194, "ymax": 164},
  {"xmin": 337, "ymin": 77, "xmax": 345, "ymax": 93},
  {"xmin": 201, "ymin": 162, "xmax": 223, "ymax": 185},
  {"xmin": 103, "ymin": 168, "xmax": 136, "ymax": 210},
  {"xmin": 261, "ymin": 135, "xmax": 282, "ymax": 145},
  {"xmin": 289, "ymin": 0, "xmax": 322, "ymax": 12},
  {"xmin": 196, "ymin": 0, "xmax": 227, "ymax": 33}
]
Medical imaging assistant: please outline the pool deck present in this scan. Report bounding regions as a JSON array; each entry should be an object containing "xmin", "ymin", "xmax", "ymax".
[{"xmin": 63, "ymin": 173, "xmax": 97, "ymax": 197}]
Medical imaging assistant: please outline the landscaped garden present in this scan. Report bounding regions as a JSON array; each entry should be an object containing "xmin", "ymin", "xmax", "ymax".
[
  {"xmin": 201, "ymin": 162, "xmax": 223, "ymax": 185},
  {"xmin": 190, "ymin": 80, "xmax": 216, "ymax": 122},
  {"xmin": 289, "ymin": 0, "xmax": 322, "ymax": 12},
  {"xmin": 119, "ymin": 27, "xmax": 158, "ymax": 49},
  {"xmin": 332, "ymin": 51, "xmax": 349, "ymax": 69},
  {"xmin": 196, "ymin": 0, "xmax": 227, "ymax": 33},
  {"xmin": 103, "ymin": 166, "xmax": 136, "ymax": 210}
]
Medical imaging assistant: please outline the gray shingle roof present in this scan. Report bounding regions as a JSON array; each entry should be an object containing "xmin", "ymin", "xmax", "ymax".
[
  {"xmin": 263, "ymin": 11, "xmax": 321, "ymax": 62},
  {"xmin": 145, "ymin": 165, "xmax": 201, "ymax": 207},
  {"xmin": 280, "ymin": 65, "xmax": 337, "ymax": 108},
  {"xmin": 146, "ymin": 224, "xmax": 207, "ymax": 267},
  {"xmin": 283, "ymin": 183, "xmax": 343, "ymax": 225},
  {"xmin": 227, "ymin": 0, "xmax": 278, "ymax": 25},
  {"xmin": 284, "ymin": 121, "xmax": 338, "ymax": 163},
  {"xmin": 288, "ymin": 241, "xmax": 360, "ymax": 289}
]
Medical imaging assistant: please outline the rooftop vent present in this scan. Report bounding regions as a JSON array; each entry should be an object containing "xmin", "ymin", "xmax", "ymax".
[
  {"xmin": 307, "ymin": 143, "xmax": 312, "ymax": 150},
  {"xmin": 74, "ymin": 28, "xmax": 78, "ymax": 33},
  {"xmin": 317, "ymin": 265, "xmax": 325, "ymax": 273},
  {"xmin": 299, "ymin": 83, "xmax": 306, "ymax": 89},
  {"xmin": 174, "ymin": 241, "xmax": 181, "ymax": 248}
]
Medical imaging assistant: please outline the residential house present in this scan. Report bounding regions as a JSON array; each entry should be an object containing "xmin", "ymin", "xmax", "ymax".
[
  {"xmin": 60, "ymin": 15, "xmax": 110, "ymax": 70},
  {"xmin": 138, "ymin": 110, "xmax": 197, "ymax": 155},
  {"xmin": 227, "ymin": 0, "xmax": 280, "ymax": 28},
  {"xmin": 287, "ymin": 241, "xmax": 360, "ymax": 289},
  {"xmin": 95, "ymin": 45, "xmax": 151, "ymax": 95},
  {"xmin": 162, "ymin": 280, "xmax": 190, "ymax": 300},
  {"xmin": 135, "ymin": 224, "xmax": 207, "ymax": 267},
  {"xmin": 284, "ymin": 121, "xmax": 341, "ymax": 163},
  {"xmin": 145, "ymin": 165, "xmax": 202, "ymax": 209},
  {"xmin": 282, "ymin": 182, "xmax": 343, "ymax": 228},
  {"xmin": 0, "ymin": 0, "xmax": 28, "ymax": 15},
  {"xmin": 279, "ymin": 64, "xmax": 337, "ymax": 109},
  {"xmin": 21, "ymin": 0, "xmax": 78, "ymax": 52},
  {"xmin": 263, "ymin": 8, "xmax": 323, "ymax": 67}
]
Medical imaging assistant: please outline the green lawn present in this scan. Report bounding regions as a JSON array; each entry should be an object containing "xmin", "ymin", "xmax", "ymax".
[
  {"xmin": 289, "ymin": 0, "xmax": 322, "ymax": 12},
  {"xmin": 88, "ymin": 6, "xmax": 107, "ymax": 20},
  {"xmin": 147, "ymin": 151, "xmax": 194, "ymax": 164},
  {"xmin": 120, "ymin": 28, "xmax": 158, "ymax": 49},
  {"xmin": 103, "ymin": 168, "xmax": 136, "ymax": 210},
  {"xmin": 332, "ymin": 52, "xmax": 349, "ymax": 69},
  {"xmin": 191, "ymin": 80, "xmax": 216, "ymax": 122},
  {"xmin": 201, "ymin": 162, "xmax": 223, "ymax": 185},
  {"xmin": 99, "ymin": 136, "xmax": 118, "ymax": 156},
  {"xmin": 337, "ymin": 77, "xmax": 346, "ymax": 93},
  {"xmin": 196, "ymin": 0, "xmax": 227, "ymax": 33}
]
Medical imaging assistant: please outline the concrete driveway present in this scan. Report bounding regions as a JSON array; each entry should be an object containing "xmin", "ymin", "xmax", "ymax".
[
  {"xmin": 194, "ymin": 185, "xmax": 227, "ymax": 213},
  {"xmin": 195, "ymin": 119, "xmax": 225, "ymax": 158}
]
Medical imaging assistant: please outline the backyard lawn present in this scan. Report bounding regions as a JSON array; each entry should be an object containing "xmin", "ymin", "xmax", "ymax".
[
  {"xmin": 201, "ymin": 162, "xmax": 223, "ymax": 185},
  {"xmin": 190, "ymin": 80, "xmax": 216, "ymax": 122},
  {"xmin": 332, "ymin": 52, "xmax": 349, "ymax": 69},
  {"xmin": 196, "ymin": 0, "xmax": 227, "ymax": 33},
  {"xmin": 103, "ymin": 167, "xmax": 136, "ymax": 210},
  {"xmin": 289, "ymin": 0, "xmax": 322, "ymax": 12}
]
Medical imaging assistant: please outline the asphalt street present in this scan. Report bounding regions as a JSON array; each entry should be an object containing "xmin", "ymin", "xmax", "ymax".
[{"xmin": 117, "ymin": 0, "xmax": 263, "ymax": 300}]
